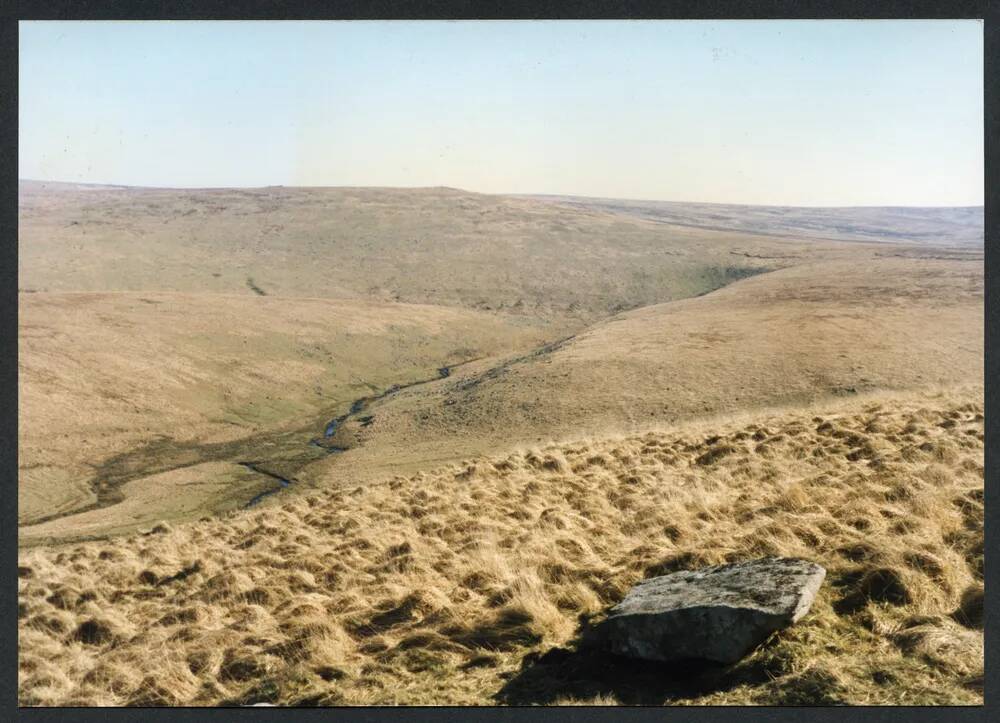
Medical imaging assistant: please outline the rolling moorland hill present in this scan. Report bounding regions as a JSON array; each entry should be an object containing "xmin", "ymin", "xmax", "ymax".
[{"xmin": 19, "ymin": 180, "xmax": 832, "ymax": 324}]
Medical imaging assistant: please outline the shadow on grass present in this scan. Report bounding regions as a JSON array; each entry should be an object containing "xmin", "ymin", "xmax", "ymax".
[
  {"xmin": 493, "ymin": 639, "xmax": 789, "ymax": 706},
  {"xmin": 490, "ymin": 608, "xmax": 831, "ymax": 706},
  {"xmin": 495, "ymin": 647, "xmax": 710, "ymax": 705}
]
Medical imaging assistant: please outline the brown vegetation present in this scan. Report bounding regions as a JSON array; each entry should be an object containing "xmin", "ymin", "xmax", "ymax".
[
  {"xmin": 18, "ymin": 388, "xmax": 983, "ymax": 706},
  {"xmin": 18, "ymin": 183, "xmax": 984, "ymax": 706}
]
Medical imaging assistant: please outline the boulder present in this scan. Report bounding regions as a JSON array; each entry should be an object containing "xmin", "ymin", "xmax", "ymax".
[{"xmin": 599, "ymin": 557, "xmax": 826, "ymax": 664}]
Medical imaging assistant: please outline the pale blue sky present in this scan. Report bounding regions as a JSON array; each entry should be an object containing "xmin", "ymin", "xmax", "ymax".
[{"xmin": 20, "ymin": 20, "xmax": 983, "ymax": 206}]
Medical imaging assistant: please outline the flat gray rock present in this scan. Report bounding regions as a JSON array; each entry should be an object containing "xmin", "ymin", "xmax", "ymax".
[{"xmin": 600, "ymin": 557, "xmax": 826, "ymax": 664}]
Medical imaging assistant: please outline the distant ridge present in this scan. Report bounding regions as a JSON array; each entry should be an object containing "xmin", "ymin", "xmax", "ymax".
[
  {"xmin": 19, "ymin": 179, "xmax": 983, "ymax": 246},
  {"xmin": 18, "ymin": 179, "xmax": 475, "ymax": 194},
  {"xmin": 516, "ymin": 194, "xmax": 984, "ymax": 247}
]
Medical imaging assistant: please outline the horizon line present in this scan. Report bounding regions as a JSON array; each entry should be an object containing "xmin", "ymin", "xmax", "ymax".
[{"xmin": 18, "ymin": 178, "xmax": 985, "ymax": 211}]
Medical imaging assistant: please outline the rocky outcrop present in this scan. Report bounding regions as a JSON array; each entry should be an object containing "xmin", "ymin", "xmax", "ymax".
[{"xmin": 599, "ymin": 557, "xmax": 826, "ymax": 664}]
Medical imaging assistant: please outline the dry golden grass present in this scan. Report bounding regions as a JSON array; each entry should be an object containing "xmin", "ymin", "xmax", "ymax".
[{"xmin": 18, "ymin": 387, "xmax": 983, "ymax": 706}]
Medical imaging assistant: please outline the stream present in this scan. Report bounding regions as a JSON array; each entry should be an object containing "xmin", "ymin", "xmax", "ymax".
[{"xmin": 240, "ymin": 364, "xmax": 459, "ymax": 507}]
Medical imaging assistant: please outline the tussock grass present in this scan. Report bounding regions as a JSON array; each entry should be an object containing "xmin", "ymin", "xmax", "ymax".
[{"xmin": 18, "ymin": 388, "xmax": 982, "ymax": 706}]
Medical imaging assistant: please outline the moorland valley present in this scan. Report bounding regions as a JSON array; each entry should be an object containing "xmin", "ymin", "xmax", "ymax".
[{"xmin": 17, "ymin": 180, "xmax": 984, "ymax": 706}]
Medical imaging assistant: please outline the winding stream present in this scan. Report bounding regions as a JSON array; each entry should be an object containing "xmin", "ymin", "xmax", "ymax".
[{"xmin": 241, "ymin": 363, "xmax": 462, "ymax": 507}]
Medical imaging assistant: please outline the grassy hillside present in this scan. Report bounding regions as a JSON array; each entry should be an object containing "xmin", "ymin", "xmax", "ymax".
[
  {"xmin": 295, "ymin": 252, "xmax": 982, "ymax": 491},
  {"xmin": 18, "ymin": 389, "xmax": 983, "ymax": 706}
]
